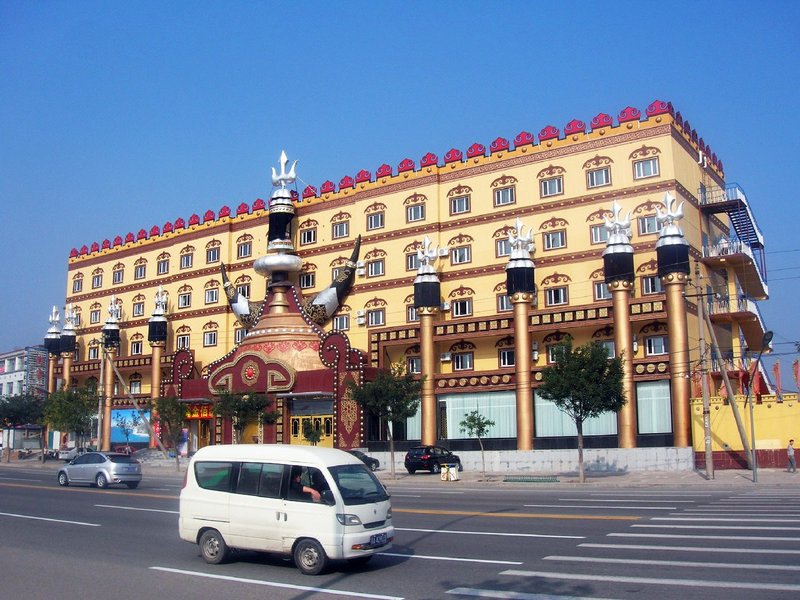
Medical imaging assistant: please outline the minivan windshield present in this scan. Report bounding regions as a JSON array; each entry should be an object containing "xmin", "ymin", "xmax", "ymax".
[{"xmin": 329, "ymin": 463, "xmax": 389, "ymax": 505}]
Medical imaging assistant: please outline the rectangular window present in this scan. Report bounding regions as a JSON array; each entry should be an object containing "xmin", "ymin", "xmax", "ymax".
[
  {"xmin": 642, "ymin": 275, "xmax": 664, "ymax": 295},
  {"xmin": 130, "ymin": 341, "xmax": 143, "ymax": 356},
  {"xmin": 132, "ymin": 302, "xmax": 145, "ymax": 317},
  {"xmin": 157, "ymin": 259, "xmax": 169, "ymax": 275},
  {"xmin": 590, "ymin": 224, "xmax": 609, "ymax": 245},
  {"xmin": 203, "ymin": 331, "xmax": 218, "ymax": 347},
  {"xmin": 450, "ymin": 246, "xmax": 471, "ymax": 265},
  {"xmin": 92, "ymin": 274, "xmax": 102, "ymax": 289},
  {"xmin": 496, "ymin": 239, "xmax": 511, "ymax": 257},
  {"xmin": 599, "ymin": 340, "xmax": 616, "ymax": 358},
  {"xmin": 407, "ymin": 356, "xmax": 421, "ymax": 375},
  {"xmin": 406, "ymin": 253, "xmax": 420, "ymax": 272},
  {"xmin": 497, "ymin": 294, "xmax": 512, "ymax": 312},
  {"xmin": 453, "ymin": 352, "xmax": 474, "ymax": 371},
  {"xmin": 493, "ymin": 187, "xmax": 515, "ymax": 206},
  {"xmin": 367, "ymin": 212, "xmax": 384, "ymax": 231},
  {"xmin": 176, "ymin": 334, "xmax": 190, "ymax": 350},
  {"xmin": 90, "ymin": 309, "xmax": 101, "ymax": 324},
  {"xmin": 180, "ymin": 254, "xmax": 193, "ymax": 269},
  {"xmin": 178, "ymin": 293, "xmax": 191, "ymax": 308},
  {"xmin": 450, "ymin": 195, "xmax": 470, "ymax": 215},
  {"xmin": 638, "ymin": 216, "xmax": 662, "ymax": 235},
  {"xmin": 637, "ymin": 380, "xmax": 672, "ymax": 434},
  {"xmin": 237, "ymin": 284, "xmax": 250, "ymax": 298},
  {"xmin": 451, "ymin": 299, "xmax": 472, "ymax": 317},
  {"xmin": 206, "ymin": 248, "xmax": 220, "ymax": 263},
  {"xmin": 406, "ymin": 305, "xmax": 419, "ymax": 322},
  {"xmin": 112, "ymin": 270, "xmax": 124, "ymax": 284},
  {"xmin": 332, "ymin": 221, "xmax": 349, "ymax": 239},
  {"xmin": 134, "ymin": 264, "xmax": 146, "ymax": 279},
  {"xmin": 235, "ymin": 328, "xmax": 246, "ymax": 344},
  {"xmin": 646, "ymin": 336, "xmax": 668, "ymax": 356},
  {"xmin": 195, "ymin": 461, "xmax": 232, "ymax": 492},
  {"xmin": 237, "ymin": 242, "xmax": 252, "ymax": 259},
  {"xmin": 594, "ymin": 282, "xmax": 611, "ymax": 301},
  {"xmin": 331, "ymin": 267, "xmax": 343, "ymax": 282},
  {"xmin": 72, "ymin": 279, "xmax": 83, "ymax": 293},
  {"xmin": 299, "ymin": 272, "xmax": 315, "ymax": 289},
  {"xmin": 634, "ymin": 157, "xmax": 660, "ymax": 180},
  {"xmin": 587, "ymin": 167, "xmax": 611, "ymax": 188},
  {"xmin": 130, "ymin": 380, "xmax": 142, "ymax": 394},
  {"xmin": 406, "ymin": 204, "xmax": 425, "ymax": 222},
  {"xmin": 499, "ymin": 348, "xmax": 515, "ymax": 368},
  {"xmin": 546, "ymin": 345, "xmax": 560, "ymax": 364},
  {"xmin": 545, "ymin": 286, "xmax": 568, "ymax": 306},
  {"xmin": 367, "ymin": 309, "xmax": 385, "ymax": 327},
  {"xmin": 332, "ymin": 314, "xmax": 350, "ymax": 331},
  {"xmin": 543, "ymin": 230, "xmax": 566, "ymax": 250},
  {"xmin": 88, "ymin": 346, "xmax": 100, "ymax": 360},
  {"xmin": 540, "ymin": 176, "xmax": 563, "ymax": 197},
  {"xmin": 367, "ymin": 259, "xmax": 385, "ymax": 277},
  {"xmin": 300, "ymin": 228, "xmax": 317, "ymax": 245},
  {"xmin": 205, "ymin": 289, "xmax": 219, "ymax": 304}
]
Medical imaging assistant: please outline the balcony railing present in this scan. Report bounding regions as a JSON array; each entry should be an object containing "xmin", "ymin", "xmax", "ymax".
[
  {"xmin": 702, "ymin": 238, "xmax": 768, "ymax": 296},
  {"xmin": 708, "ymin": 296, "xmax": 766, "ymax": 329}
]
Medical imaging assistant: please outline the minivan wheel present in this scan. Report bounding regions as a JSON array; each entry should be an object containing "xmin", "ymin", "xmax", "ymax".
[
  {"xmin": 431, "ymin": 462, "xmax": 441, "ymax": 474},
  {"xmin": 57, "ymin": 472, "xmax": 69, "ymax": 486},
  {"xmin": 294, "ymin": 538, "xmax": 327, "ymax": 575},
  {"xmin": 95, "ymin": 473, "xmax": 108, "ymax": 488},
  {"xmin": 199, "ymin": 529, "xmax": 230, "ymax": 565}
]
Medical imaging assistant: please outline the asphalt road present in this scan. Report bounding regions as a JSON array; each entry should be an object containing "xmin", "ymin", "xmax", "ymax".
[{"xmin": 1, "ymin": 464, "xmax": 799, "ymax": 600}]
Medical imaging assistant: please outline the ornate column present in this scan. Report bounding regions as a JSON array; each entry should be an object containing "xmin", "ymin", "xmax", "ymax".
[
  {"xmin": 655, "ymin": 193, "xmax": 692, "ymax": 447},
  {"xmin": 148, "ymin": 285, "xmax": 168, "ymax": 448},
  {"xmin": 602, "ymin": 201, "xmax": 637, "ymax": 448},
  {"xmin": 59, "ymin": 304, "xmax": 77, "ymax": 391},
  {"xmin": 101, "ymin": 296, "xmax": 121, "ymax": 451},
  {"xmin": 414, "ymin": 236, "xmax": 441, "ymax": 446},
  {"xmin": 505, "ymin": 218, "xmax": 535, "ymax": 451},
  {"xmin": 43, "ymin": 306, "xmax": 62, "ymax": 395}
]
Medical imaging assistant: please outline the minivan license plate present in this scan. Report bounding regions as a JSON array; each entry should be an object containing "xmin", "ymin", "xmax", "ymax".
[{"xmin": 369, "ymin": 533, "xmax": 387, "ymax": 547}]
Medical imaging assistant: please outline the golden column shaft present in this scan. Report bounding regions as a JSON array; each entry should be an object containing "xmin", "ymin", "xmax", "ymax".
[
  {"xmin": 47, "ymin": 354, "xmax": 57, "ymax": 395},
  {"xmin": 419, "ymin": 308, "xmax": 437, "ymax": 446},
  {"xmin": 611, "ymin": 281, "xmax": 636, "ymax": 448},
  {"xmin": 101, "ymin": 348, "xmax": 115, "ymax": 451},
  {"xmin": 511, "ymin": 293, "xmax": 533, "ymax": 450},
  {"xmin": 663, "ymin": 273, "xmax": 691, "ymax": 447},
  {"xmin": 150, "ymin": 342, "xmax": 164, "ymax": 449},
  {"xmin": 60, "ymin": 353, "xmax": 73, "ymax": 391}
]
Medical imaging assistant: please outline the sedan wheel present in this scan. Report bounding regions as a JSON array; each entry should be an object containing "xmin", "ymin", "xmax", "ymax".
[
  {"xmin": 95, "ymin": 473, "xmax": 108, "ymax": 488},
  {"xmin": 57, "ymin": 472, "xmax": 69, "ymax": 487}
]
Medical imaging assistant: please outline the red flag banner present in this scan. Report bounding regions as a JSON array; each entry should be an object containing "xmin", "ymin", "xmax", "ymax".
[
  {"xmin": 793, "ymin": 359, "xmax": 800, "ymax": 391},
  {"xmin": 772, "ymin": 360, "xmax": 782, "ymax": 400}
]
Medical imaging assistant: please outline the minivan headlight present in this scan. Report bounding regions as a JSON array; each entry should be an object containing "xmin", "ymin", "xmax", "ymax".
[{"xmin": 336, "ymin": 513, "xmax": 362, "ymax": 526}]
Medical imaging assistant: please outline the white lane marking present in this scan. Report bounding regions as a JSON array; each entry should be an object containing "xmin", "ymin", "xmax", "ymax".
[
  {"xmin": 609, "ymin": 532, "xmax": 800, "ymax": 541},
  {"xmin": 499, "ymin": 569, "xmax": 800, "ymax": 592},
  {"xmin": 581, "ymin": 543, "xmax": 800, "ymax": 554},
  {"xmin": 589, "ymin": 492, "xmax": 712, "ymax": 497},
  {"xmin": 545, "ymin": 555, "xmax": 800, "ymax": 571},
  {"xmin": 0, "ymin": 511, "xmax": 100, "ymax": 527},
  {"xmin": 149, "ymin": 566, "xmax": 403, "ymax": 599},
  {"xmin": 382, "ymin": 552, "xmax": 521, "ymax": 565},
  {"xmin": 560, "ymin": 498, "xmax": 693, "ymax": 504},
  {"xmin": 653, "ymin": 517, "xmax": 800, "ymax": 523},
  {"xmin": 95, "ymin": 504, "xmax": 178, "ymax": 514},
  {"xmin": 397, "ymin": 527, "xmax": 584, "ymax": 540},
  {"xmin": 523, "ymin": 504, "xmax": 676, "ymax": 510},
  {"xmin": 446, "ymin": 587, "xmax": 619, "ymax": 599},
  {"xmin": 633, "ymin": 524, "xmax": 800, "ymax": 531}
]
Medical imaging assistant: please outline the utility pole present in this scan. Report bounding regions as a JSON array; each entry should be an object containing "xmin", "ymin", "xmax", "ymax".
[{"xmin": 695, "ymin": 264, "xmax": 714, "ymax": 479}]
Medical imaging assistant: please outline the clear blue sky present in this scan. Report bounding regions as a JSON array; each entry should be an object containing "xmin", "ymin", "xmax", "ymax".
[{"xmin": 2, "ymin": 1, "xmax": 798, "ymax": 389}]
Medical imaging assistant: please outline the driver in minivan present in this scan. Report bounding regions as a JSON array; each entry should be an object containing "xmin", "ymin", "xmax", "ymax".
[{"xmin": 290, "ymin": 466, "xmax": 322, "ymax": 503}]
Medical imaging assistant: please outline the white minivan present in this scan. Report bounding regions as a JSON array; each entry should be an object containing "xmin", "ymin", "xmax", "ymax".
[{"xmin": 179, "ymin": 444, "xmax": 394, "ymax": 575}]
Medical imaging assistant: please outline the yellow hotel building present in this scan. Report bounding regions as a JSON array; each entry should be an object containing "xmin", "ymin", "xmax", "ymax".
[{"xmin": 55, "ymin": 100, "xmax": 772, "ymax": 460}]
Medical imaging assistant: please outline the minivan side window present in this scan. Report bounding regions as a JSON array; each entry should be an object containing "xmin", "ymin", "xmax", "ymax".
[
  {"xmin": 234, "ymin": 461, "xmax": 284, "ymax": 498},
  {"xmin": 258, "ymin": 463, "xmax": 284, "ymax": 499},
  {"xmin": 287, "ymin": 466, "xmax": 330, "ymax": 503},
  {"xmin": 195, "ymin": 461, "xmax": 233, "ymax": 492},
  {"xmin": 236, "ymin": 462, "xmax": 262, "ymax": 496}
]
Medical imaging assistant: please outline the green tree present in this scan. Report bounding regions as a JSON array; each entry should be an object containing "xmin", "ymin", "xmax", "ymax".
[
  {"xmin": 0, "ymin": 394, "xmax": 45, "ymax": 462},
  {"xmin": 154, "ymin": 396, "xmax": 188, "ymax": 469},
  {"xmin": 460, "ymin": 410, "xmax": 495, "ymax": 481},
  {"xmin": 213, "ymin": 391, "xmax": 279, "ymax": 444},
  {"xmin": 537, "ymin": 339, "xmax": 625, "ymax": 483},
  {"xmin": 302, "ymin": 420, "xmax": 322, "ymax": 446},
  {"xmin": 347, "ymin": 363, "xmax": 422, "ymax": 479},
  {"xmin": 44, "ymin": 388, "xmax": 96, "ymax": 453}
]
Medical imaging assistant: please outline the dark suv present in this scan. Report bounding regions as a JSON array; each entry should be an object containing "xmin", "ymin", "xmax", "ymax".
[{"xmin": 404, "ymin": 445, "xmax": 463, "ymax": 474}]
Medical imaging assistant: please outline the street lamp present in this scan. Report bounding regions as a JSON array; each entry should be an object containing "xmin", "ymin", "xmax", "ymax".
[{"xmin": 747, "ymin": 330, "xmax": 773, "ymax": 484}]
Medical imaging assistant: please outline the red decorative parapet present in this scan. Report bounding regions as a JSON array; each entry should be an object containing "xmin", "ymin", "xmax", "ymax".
[
  {"xmin": 420, "ymin": 152, "xmax": 438, "ymax": 167},
  {"xmin": 538, "ymin": 125, "xmax": 559, "ymax": 141},
  {"xmin": 466, "ymin": 143, "xmax": 486, "ymax": 158},
  {"xmin": 291, "ymin": 190, "xmax": 299, "ymax": 201},
  {"xmin": 646, "ymin": 99, "xmax": 673, "ymax": 116},
  {"xmin": 219, "ymin": 205, "xmax": 231, "ymax": 218},
  {"xmin": 444, "ymin": 148, "xmax": 463, "ymax": 163},
  {"xmin": 174, "ymin": 217, "xmax": 186, "ymax": 229},
  {"xmin": 236, "ymin": 202, "xmax": 249, "ymax": 214},
  {"xmin": 90, "ymin": 241, "xmax": 100, "ymax": 252},
  {"xmin": 188, "ymin": 214, "xmax": 200, "ymax": 226},
  {"xmin": 137, "ymin": 229, "xmax": 148, "ymax": 240},
  {"xmin": 79, "ymin": 245, "xmax": 89, "ymax": 255},
  {"xmin": 355, "ymin": 169, "xmax": 371, "ymax": 183},
  {"xmin": 162, "ymin": 223, "xmax": 173, "ymax": 234},
  {"xmin": 491, "ymin": 137, "xmax": 510, "ymax": 153},
  {"xmin": 125, "ymin": 232, "xmax": 135, "ymax": 244},
  {"xmin": 376, "ymin": 164, "xmax": 392, "ymax": 178},
  {"xmin": 149, "ymin": 225, "xmax": 160, "ymax": 237},
  {"xmin": 339, "ymin": 175, "xmax": 355, "ymax": 190},
  {"xmin": 564, "ymin": 119, "xmax": 586, "ymax": 135},
  {"xmin": 203, "ymin": 210, "xmax": 215, "ymax": 223},
  {"xmin": 101, "ymin": 239, "xmax": 111, "ymax": 250},
  {"xmin": 302, "ymin": 185, "xmax": 318, "ymax": 199},
  {"xmin": 590, "ymin": 112, "xmax": 613, "ymax": 129},
  {"xmin": 252, "ymin": 198, "xmax": 266, "ymax": 211},
  {"xmin": 320, "ymin": 180, "xmax": 335, "ymax": 194},
  {"xmin": 514, "ymin": 131, "xmax": 534, "ymax": 147},
  {"xmin": 113, "ymin": 235, "xmax": 123, "ymax": 246},
  {"xmin": 618, "ymin": 106, "xmax": 641, "ymax": 123},
  {"xmin": 70, "ymin": 248, "xmax": 79, "ymax": 258},
  {"xmin": 398, "ymin": 158, "xmax": 415, "ymax": 173}
]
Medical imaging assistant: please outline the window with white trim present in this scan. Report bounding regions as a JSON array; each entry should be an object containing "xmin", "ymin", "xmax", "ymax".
[
  {"xmin": 176, "ymin": 334, "xmax": 190, "ymax": 350},
  {"xmin": 92, "ymin": 274, "xmax": 103, "ymax": 289},
  {"xmin": 203, "ymin": 331, "xmax": 218, "ymax": 347},
  {"xmin": 237, "ymin": 283, "xmax": 250, "ymax": 298},
  {"xmin": 90, "ymin": 309, "xmax": 101, "ymax": 324},
  {"xmin": 332, "ymin": 221, "xmax": 349, "ymax": 239},
  {"xmin": 450, "ymin": 195, "xmax": 470, "ymax": 215},
  {"xmin": 642, "ymin": 275, "xmax": 664, "ymax": 295},
  {"xmin": 406, "ymin": 305, "xmax": 419, "ymax": 322},
  {"xmin": 451, "ymin": 298, "xmax": 472, "ymax": 317},
  {"xmin": 129, "ymin": 380, "xmax": 142, "ymax": 394},
  {"xmin": 493, "ymin": 187, "xmax": 515, "ymax": 206},
  {"xmin": 130, "ymin": 341, "xmax": 143, "ymax": 356},
  {"xmin": 638, "ymin": 215, "xmax": 662, "ymax": 235},
  {"xmin": 88, "ymin": 346, "xmax": 100, "ymax": 360},
  {"xmin": 407, "ymin": 356, "xmax": 421, "ymax": 374},
  {"xmin": 634, "ymin": 157, "xmax": 659, "ymax": 179},
  {"xmin": 406, "ymin": 253, "xmax": 420, "ymax": 272},
  {"xmin": 134, "ymin": 264, "xmax": 146, "ymax": 279},
  {"xmin": 499, "ymin": 348, "xmax": 515, "ymax": 368},
  {"xmin": 299, "ymin": 272, "xmax": 315, "ymax": 289},
  {"xmin": 497, "ymin": 294, "xmax": 512, "ymax": 312},
  {"xmin": 206, "ymin": 247, "xmax": 220, "ymax": 263},
  {"xmin": 72, "ymin": 278, "xmax": 83, "ymax": 293},
  {"xmin": 367, "ymin": 259, "xmax": 385, "ymax": 277},
  {"xmin": 545, "ymin": 286, "xmax": 568, "ymax": 306},
  {"xmin": 496, "ymin": 238, "xmax": 511, "ymax": 257},
  {"xmin": 450, "ymin": 246, "xmax": 471, "ymax": 265},
  {"xmin": 112, "ymin": 269, "xmax": 124, "ymax": 284},
  {"xmin": 598, "ymin": 340, "xmax": 616, "ymax": 358},
  {"xmin": 590, "ymin": 224, "xmax": 609, "ymax": 245},
  {"xmin": 132, "ymin": 301, "xmax": 145, "ymax": 317},
  {"xmin": 540, "ymin": 176, "xmax": 563, "ymax": 197},
  {"xmin": 367, "ymin": 212, "xmax": 384, "ymax": 231},
  {"xmin": 453, "ymin": 352, "xmax": 474, "ymax": 371},
  {"xmin": 543, "ymin": 230, "xmax": 566, "ymax": 250},
  {"xmin": 406, "ymin": 204, "xmax": 425, "ymax": 222},
  {"xmin": 157, "ymin": 259, "xmax": 169, "ymax": 275},
  {"xmin": 594, "ymin": 282, "xmax": 611, "ymax": 301},
  {"xmin": 587, "ymin": 167, "xmax": 611, "ymax": 188},
  {"xmin": 300, "ymin": 228, "xmax": 317, "ymax": 245},
  {"xmin": 237, "ymin": 241, "xmax": 252, "ymax": 259},
  {"xmin": 178, "ymin": 292, "xmax": 191, "ymax": 308},
  {"xmin": 235, "ymin": 328, "xmax": 246, "ymax": 344},
  {"xmin": 180, "ymin": 254, "xmax": 193, "ymax": 269},
  {"xmin": 332, "ymin": 314, "xmax": 350, "ymax": 331},
  {"xmin": 367, "ymin": 309, "xmax": 385, "ymax": 327},
  {"xmin": 205, "ymin": 288, "xmax": 219, "ymax": 304},
  {"xmin": 645, "ymin": 335, "xmax": 668, "ymax": 356},
  {"xmin": 331, "ymin": 267, "xmax": 343, "ymax": 281}
]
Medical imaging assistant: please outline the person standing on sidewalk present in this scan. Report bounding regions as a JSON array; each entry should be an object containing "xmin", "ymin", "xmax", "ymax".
[{"xmin": 788, "ymin": 439, "xmax": 796, "ymax": 473}]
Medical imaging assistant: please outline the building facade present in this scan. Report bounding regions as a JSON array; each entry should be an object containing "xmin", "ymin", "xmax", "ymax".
[
  {"xmin": 53, "ymin": 100, "xmax": 770, "ymax": 454},
  {"xmin": 0, "ymin": 346, "xmax": 48, "ymax": 400}
]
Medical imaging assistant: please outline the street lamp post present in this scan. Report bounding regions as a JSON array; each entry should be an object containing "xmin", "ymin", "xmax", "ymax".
[{"xmin": 747, "ymin": 330, "xmax": 774, "ymax": 484}]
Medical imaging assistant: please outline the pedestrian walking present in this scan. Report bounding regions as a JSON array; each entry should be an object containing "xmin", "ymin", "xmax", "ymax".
[{"xmin": 788, "ymin": 439, "xmax": 796, "ymax": 473}]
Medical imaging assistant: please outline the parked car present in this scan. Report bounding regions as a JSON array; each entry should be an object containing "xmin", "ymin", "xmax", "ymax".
[
  {"xmin": 347, "ymin": 449, "xmax": 380, "ymax": 471},
  {"xmin": 57, "ymin": 447, "xmax": 87, "ymax": 461},
  {"xmin": 404, "ymin": 446, "xmax": 463, "ymax": 474},
  {"xmin": 56, "ymin": 451, "xmax": 142, "ymax": 489}
]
